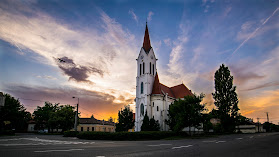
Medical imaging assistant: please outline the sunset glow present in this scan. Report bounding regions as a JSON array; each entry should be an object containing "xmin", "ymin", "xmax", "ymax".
[{"xmin": 0, "ymin": 0, "xmax": 278, "ymax": 124}]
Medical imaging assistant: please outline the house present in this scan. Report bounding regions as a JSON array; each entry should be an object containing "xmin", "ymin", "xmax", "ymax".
[
  {"xmin": 135, "ymin": 23, "xmax": 193, "ymax": 131},
  {"xmin": 235, "ymin": 122, "xmax": 266, "ymax": 133},
  {"xmin": 76, "ymin": 117, "xmax": 115, "ymax": 132}
]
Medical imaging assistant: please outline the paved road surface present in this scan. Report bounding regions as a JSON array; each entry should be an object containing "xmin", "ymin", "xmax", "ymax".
[{"xmin": 0, "ymin": 132, "xmax": 278, "ymax": 157}]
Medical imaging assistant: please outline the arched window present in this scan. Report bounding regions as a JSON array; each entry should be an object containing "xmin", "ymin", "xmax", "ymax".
[
  {"xmin": 143, "ymin": 62, "xmax": 145, "ymax": 74},
  {"xmin": 153, "ymin": 64, "xmax": 154, "ymax": 75},
  {"xmin": 150, "ymin": 62, "xmax": 151, "ymax": 74},
  {"xmin": 141, "ymin": 103, "xmax": 144, "ymax": 115},
  {"xmin": 157, "ymin": 106, "xmax": 159, "ymax": 111},
  {"xmin": 141, "ymin": 82, "xmax": 144, "ymax": 94},
  {"xmin": 140, "ymin": 64, "xmax": 142, "ymax": 75}
]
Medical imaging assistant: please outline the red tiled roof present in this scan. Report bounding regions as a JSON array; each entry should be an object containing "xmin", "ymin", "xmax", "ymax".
[
  {"xmin": 143, "ymin": 23, "xmax": 152, "ymax": 52},
  {"xmin": 151, "ymin": 73, "xmax": 193, "ymax": 99}
]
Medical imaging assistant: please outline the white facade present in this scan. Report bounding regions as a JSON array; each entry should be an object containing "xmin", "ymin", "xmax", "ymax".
[{"xmin": 135, "ymin": 41, "xmax": 176, "ymax": 131}]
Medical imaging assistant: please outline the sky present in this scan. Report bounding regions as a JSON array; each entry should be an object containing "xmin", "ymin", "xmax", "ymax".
[{"xmin": 0, "ymin": 0, "xmax": 278, "ymax": 124}]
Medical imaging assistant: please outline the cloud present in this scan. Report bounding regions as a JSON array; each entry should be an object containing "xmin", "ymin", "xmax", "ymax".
[
  {"xmin": 2, "ymin": 84, "xmax": 123, "ymax": 119},
  {"xmin": 239, "ymin": 89, "xmax": 279, "ymax": 124},
  {"xmin": 147, "ymin": 11, "xmax": 154, "ymax": 22},
  {"xmin": 223, "ymin": 6, "xmax": 232, "ymax": 17},
  {"xmin": 164, "ymin": 38, "xmax": 171, "ymax": 47},
  {"xmin": 228, "ymin": 7, "xmax": 279, "ymax": 61},
  {"xmin": 241, "ymin": 82, "xmax": 279, "ymax": 91},
  {"xmin": 128, "ymin": 9, "xmax": 138, "ymax": 23},
  {"xmin": 0, "ymin": 0, "xmax": 138, "ymax": 113},
  {"xmin": 57, "ymin": 56, "xmax": 103, "ymax": 84},
  {"xmin": 229, "ymin": 65, "xmax": 265, "ymax": 85}
]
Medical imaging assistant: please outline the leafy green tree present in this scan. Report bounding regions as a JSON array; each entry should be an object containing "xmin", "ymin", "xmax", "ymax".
[
  {"xmin": 51, "ymin": 105, "xmax": 75, "ymax": 132},
  {"xmin": 116, "ymin": 105, "xmax": 134, "ymax": 132},
  {"xmin": 0, "ymin": 93, "xmax": 31, "ymax": 132},
  {"xmin": 212, "ymin": 64, "xmax": 239, "ymax": 132},
  {"xmin": 141, "ymin": 112, "xmax": 160, "ymax": 131},
  {"xmin": 33, "ymin": 102, "xmax": 58, "ymax": 132},
  {"xmin": 166, "ymin": 94, "xmax": 205, "ymax": 133}
]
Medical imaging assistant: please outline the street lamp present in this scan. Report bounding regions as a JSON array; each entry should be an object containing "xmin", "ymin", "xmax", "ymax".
[{"xmin": 72, "ymin": 97, "xmax": 79, "ymax": 131}]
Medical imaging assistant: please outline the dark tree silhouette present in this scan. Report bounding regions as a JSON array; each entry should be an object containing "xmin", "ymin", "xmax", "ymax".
[
  {"xmin": 116, "ymin": 105, "xmax": 134, "ymax": 132},
  {"xmin": 212, "ymin": 64, "xmax": 239, "ymax": 132},
  {"xmin": 0, "ymin": 93, "xmax": 31, "ymax": 132},
  {"xmin": 141, "ymin": 112, "xmax": 160, "ymax": 131}
]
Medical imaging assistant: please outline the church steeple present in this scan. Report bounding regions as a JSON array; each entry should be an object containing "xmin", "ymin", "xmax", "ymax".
[{"xmin": 143, "ymin": 22, "xmax": 152, "ymax": 52}]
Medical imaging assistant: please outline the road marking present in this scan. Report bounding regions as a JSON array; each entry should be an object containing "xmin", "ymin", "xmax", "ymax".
[
  {"xmin": 96, "ymin": 156, "xmax": 105, "ymax": 157},
  {"xmin": 203, "ymin": 140, "xmax": 216, "ymax": 143},
  {"xmin": 34, "ymin": 149, "xmax": 84, "ymax": 153},
  {"xmin": 236, "ymin": 138, "xmax": 243, "ymax": 140},
  {"xmin": 103, "ymin": 142, "xmax": 114, "ymax": 143},
  {"xmin": 147, "ymin": 144, "xmax": 172, "ymax": 146},
  {"xmin": 148, "ymin": 145, "xmax": 161, "ymax": 146},
  {"xmin": 215, "ymin": 141, "xmax": 226, "ymax": 143},
  {"xmin": 172, "ymin": 145, "xmax": 193, "ymax": 149},
  {"xmin": 159, "ymin": 144, "xmax": 172, "ymax": 146},
  {"xmin": 250, "ymin": 136, "xmax": 254, "ymax": 138}
]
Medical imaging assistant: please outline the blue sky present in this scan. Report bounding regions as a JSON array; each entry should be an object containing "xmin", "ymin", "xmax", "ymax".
[{"xmin": 0, "ymin": 0, "xmax": 278, "ymax": 123}]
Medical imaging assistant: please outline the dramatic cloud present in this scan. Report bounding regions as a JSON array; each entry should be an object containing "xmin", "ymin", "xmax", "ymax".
[
  {"xmin": 241, "ymin": 82, "xmax": 279, "ymax": 91},
  {"xmin": 57, "ymin": 56, "xmax": 103, "ymax": 84},
  {"xmin": 0, "ymin": 0, "xmax": 138, "ymax": 110},
  {"xmin": 2, "ymin": 84, "xmax": 135, "ymax": 120}
]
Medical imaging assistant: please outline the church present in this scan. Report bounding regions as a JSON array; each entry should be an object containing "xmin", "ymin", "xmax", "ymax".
[{"xmin": 135, "ymin": 24, "xmax": 193, "ymax": 131}]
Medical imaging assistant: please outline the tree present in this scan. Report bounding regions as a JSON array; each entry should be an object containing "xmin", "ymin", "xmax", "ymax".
[
  {"xmin": 116, "ymin": 105, "xmax": 134, "ymax": 132},
  {"xmin": 212, "ymin": 64, "xmax": 239, "ymax": 132},
  {"xmin": 0, "ymin": 93, "xmax": 31, "ymax": 132},
  {"xmin": 166, "ymin": 94, "xmax": 205, "ymax": 133},
  {"xmin": 34, "ymin": 102, "xmax": 75, "ymax": 132},
  {"xmin": 141, "ymin": 112, "xmax": 160, "ymax": 131},
  {"xmin": 33, "ymin": 102, "xmax": 58, "ymax": 132},
  {"xmin": 108, "ymin": 117, "xmax": 113, "ymax": 123}
]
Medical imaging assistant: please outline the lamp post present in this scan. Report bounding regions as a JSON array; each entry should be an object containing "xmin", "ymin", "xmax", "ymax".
[{"xmin": 72, "ymin": 97, "xmax": 79, "ymax": 131}]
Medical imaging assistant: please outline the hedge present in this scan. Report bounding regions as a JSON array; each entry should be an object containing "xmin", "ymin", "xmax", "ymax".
[
  {"xmin": 63, "ymin": 131, "xmax": 79, "ymax": 137},
  {"xmin": 75, "ymin": 131, "xmax": 189, "ymax": 141}
]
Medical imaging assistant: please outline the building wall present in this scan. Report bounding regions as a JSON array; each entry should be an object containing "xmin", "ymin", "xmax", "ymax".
[
  {"xmin": 135, "ymin": 48, "xmax": 157, "ymax": 131},
  {"xmin": 77, "ymin": 124, "xmax": 115, "ymax": 132}
]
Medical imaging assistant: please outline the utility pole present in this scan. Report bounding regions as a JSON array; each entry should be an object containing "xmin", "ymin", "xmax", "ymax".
[
  {"xmin": 266, "ymin": 112, "xmax": 269, "ymax": 122},
  {"xmin": 73, "ymin": 97, "xmax": 79, "ymax": 132}
]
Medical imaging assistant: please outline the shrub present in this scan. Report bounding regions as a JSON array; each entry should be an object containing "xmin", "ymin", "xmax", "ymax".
[
  {"xmin": 76, "ymin": 131, "xmax": 188, "ymax": 141},
  {"xmin": 63, "ymin": 131, "xmax": 79, "ymax": 137}
]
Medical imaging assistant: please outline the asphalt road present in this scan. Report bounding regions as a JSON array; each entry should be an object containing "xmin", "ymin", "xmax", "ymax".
[{"xmin": 0, "ymin": 132, "xmax": 278, "ymax": 157}]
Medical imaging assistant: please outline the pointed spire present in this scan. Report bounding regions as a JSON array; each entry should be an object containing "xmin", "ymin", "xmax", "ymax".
[
  {"xmin": 143, "ymin": 22, "xmax": 152, "ymax": 52},
  {"xmin": 151, "ymin": 72, "xmax": 161, "ymax": 95}
]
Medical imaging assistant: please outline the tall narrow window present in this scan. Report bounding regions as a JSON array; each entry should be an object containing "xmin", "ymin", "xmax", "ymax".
[
  {"xmin": 141, "ymin": 103, "xmax": 144, "ymax": 115},
  {"xmin": 140, "ymin": 64, "xmax": 142, "ymax": 75},
  {"xmin": 143, "ymin": 62, "xmax": 145, "ymax": 74},
  {"xmin": 153, "ymin": 64, "xmax": 154, "ymax": 75},
  {"xmin": 157, "ymin": 106, "xmax": 159, "ymax": 111},
  {"xmin": 141, "ymin": 82, "xmax": 144, "ymax": 94},
  {"xmin": 150, "ymin": 62, "xmax": 151, "ymax": 74},
  {"xmin": 153, "ymin": 102, "xmax": 154, "ymax": 107},
  {"xmin": 92, "ymin": 127, "xmax": 94, "ymax": 131},
  {"xmin": 81, "ymin": 127, "xmax": 83, "ymax": 131}
]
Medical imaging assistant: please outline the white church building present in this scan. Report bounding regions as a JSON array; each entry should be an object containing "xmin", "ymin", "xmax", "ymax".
[{"xmin": 135, "ymin": 24, "xmax": 193, "ymax": 131}]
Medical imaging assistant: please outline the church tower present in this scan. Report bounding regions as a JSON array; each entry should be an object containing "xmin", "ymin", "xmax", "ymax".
[{"xmin": 135, "ymin": 23, "xmax": 157, "ymax": 132}]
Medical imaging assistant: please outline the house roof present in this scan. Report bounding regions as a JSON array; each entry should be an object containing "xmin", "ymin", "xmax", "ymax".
[
  {"xmin": 151, "ymin": 72, "xmax": 193, "ymax": 99},
  {"xmin": 142, "ymin": 23, "xmax": 152, "ymax": 52},
  {"xmin": 79, "ymin": 117, "xmax": 114, "ymax": 126}
]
